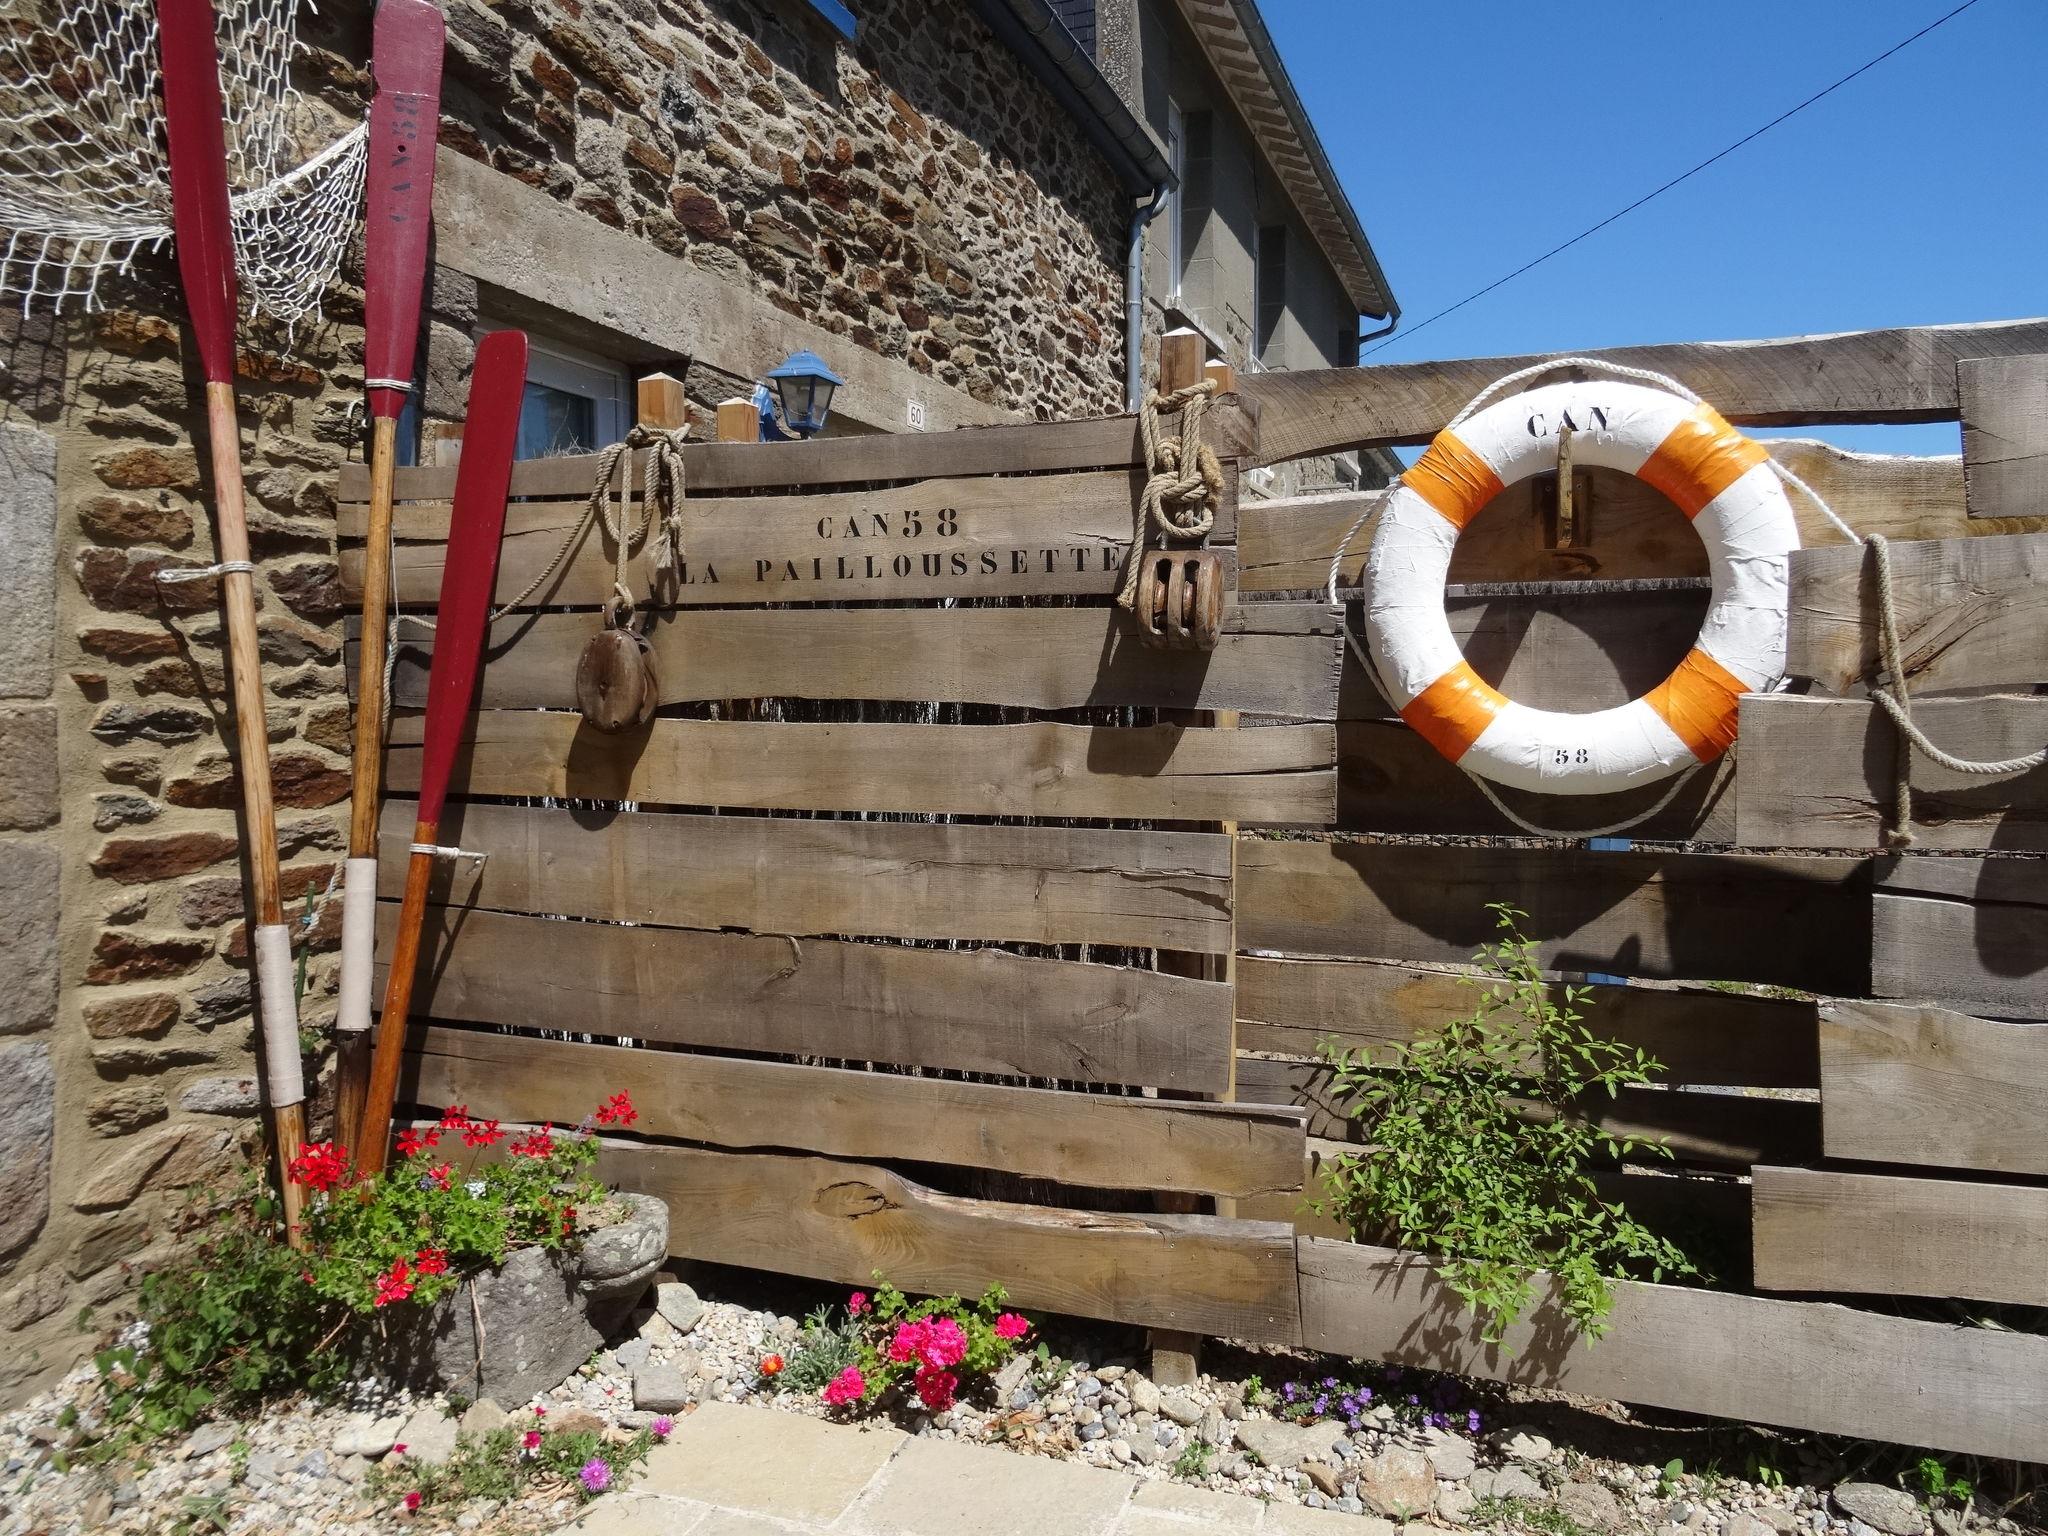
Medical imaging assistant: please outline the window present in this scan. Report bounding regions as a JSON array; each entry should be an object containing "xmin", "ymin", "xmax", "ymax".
[
  {"xmin": 505, "ymin": 331, "xmax": 631, "ymax": 461},
  {"xmin": 1165, "ymin": 100, "xmax": 1184, "ymax": 297},
  {"xmin": 1255, "ymin": 224, "xmax": 1287, "ymax": 364},
  {"xmin": 1170, "ymin": 108, "xmax": 1212, "ymax": 301}
]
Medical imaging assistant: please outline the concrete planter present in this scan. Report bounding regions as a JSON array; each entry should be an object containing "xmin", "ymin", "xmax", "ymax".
[{"xmin": 387, "ymin": 1192, "xmax": 668, "ymax": 1406}]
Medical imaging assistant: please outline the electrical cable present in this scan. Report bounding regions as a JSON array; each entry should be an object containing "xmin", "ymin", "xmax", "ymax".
[{"xmin": 1364, "ymin": 0, "xmax": 1986, "ymax": 358}]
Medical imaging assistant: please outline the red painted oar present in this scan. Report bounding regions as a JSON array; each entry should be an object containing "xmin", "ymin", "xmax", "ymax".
[
  {"xmin": 357, "ymin": 330, "xmax": 528, "ymax": 1175},
  {"xmin": 337, "ymin": 0, "xmax": 447, "ymax": 1158},
  {"xmin": 157, "ymin": 0, "xmax": 306, "ymax": 1239}
]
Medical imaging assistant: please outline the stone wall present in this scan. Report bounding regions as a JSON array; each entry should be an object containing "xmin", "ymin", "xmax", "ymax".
[{"xmin": 0, "ymin": 0, "xmax": 1142, "ymax": 1405}]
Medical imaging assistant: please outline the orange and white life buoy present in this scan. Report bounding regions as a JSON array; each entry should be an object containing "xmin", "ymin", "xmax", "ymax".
[{"xmin": 1362, "ymin": 378, "xmax": 1799, "ymax": 795}]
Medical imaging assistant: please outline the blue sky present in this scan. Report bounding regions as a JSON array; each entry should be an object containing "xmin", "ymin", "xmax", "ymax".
[{"xmin": 1264, "ymin": 0, "xmax": 2045, "ymax": 455}]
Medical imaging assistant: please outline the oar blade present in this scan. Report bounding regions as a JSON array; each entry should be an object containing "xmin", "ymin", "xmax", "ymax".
[{"xmin": 364, "ymin": 0, "xmax": 446, "ymax": 419}]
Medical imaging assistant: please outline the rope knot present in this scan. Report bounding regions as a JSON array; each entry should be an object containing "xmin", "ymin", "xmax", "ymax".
[{"xmin": 1118, "ymin": 377, "xmax": 1221, "ymax": 612}]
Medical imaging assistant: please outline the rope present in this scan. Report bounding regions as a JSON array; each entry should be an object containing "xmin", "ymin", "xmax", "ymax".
[
  {"xmin": 1116, "ymin": 379, "xmax": 1223, "ymax": 611},
  {"xmin": 1864, "ymin": 531, "xmax": 2046, "ymax": 849}
]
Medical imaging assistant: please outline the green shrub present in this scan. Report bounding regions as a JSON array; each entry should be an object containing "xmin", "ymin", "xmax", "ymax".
[
  {"xmin": 1315, "ymin": 903, "xmax": 1698, "ymax": 1343},
  {"xmin": 778, "ymin": 1278, "xmax": 1033, "ymax": 1415}
]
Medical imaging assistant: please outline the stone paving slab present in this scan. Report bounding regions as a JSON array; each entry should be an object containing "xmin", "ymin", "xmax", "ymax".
[
  {"xmin": 846, "ymin": 1436, "xmax": 1135, "ymax": 1536},
  {"xmin": 638, "ymin": 1402, "xmax": 906, "ymax": 1524},
  {"xmin": 1127, "ymin": 1479, "xmax": 1265, "ymax": 1530}
]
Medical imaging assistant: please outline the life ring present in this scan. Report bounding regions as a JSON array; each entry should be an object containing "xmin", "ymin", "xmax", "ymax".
[{"xmin": 1363, "ymin": 379, "xmax": 1799, "ymax": 795}]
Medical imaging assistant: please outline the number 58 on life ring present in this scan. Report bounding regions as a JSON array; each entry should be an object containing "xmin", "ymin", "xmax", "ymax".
[{"xmin": 1363, "ymin": 380, "xmax": 1800, "ymax": 796}]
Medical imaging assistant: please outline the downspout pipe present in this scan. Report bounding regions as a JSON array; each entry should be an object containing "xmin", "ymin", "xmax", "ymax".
[
  {"xmin": 1357, "ymin": 311, "xmax": 1398, "ymax": 354},
  {"xmin": 1126, "ymin": 184, "xmax": 1169, "ymax": 412}
]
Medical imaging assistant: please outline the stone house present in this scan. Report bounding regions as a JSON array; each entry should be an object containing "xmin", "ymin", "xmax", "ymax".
[{"xmin": 0, "ymin": 0, "xmax": 1394, "ymax": 1401}]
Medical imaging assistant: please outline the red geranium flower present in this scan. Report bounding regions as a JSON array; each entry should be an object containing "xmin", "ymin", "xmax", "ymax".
[
  {"xmin": 395, "ymin": 1126, "xmax": 441, "ymax": 1159},
  {"xmin": 594, "ymin": 1090, "xmax": 638, "ymax": 1127},
  {"xmin": 414, "ymin": 1247, "xmax": 450, "ymax": 1277},
  {"xmin": 913, "ymin": 1365, "xmax": 958, "ymax": 1413},
  {"xmin": 374, "ymin": 1258, "xmax": 414, "ymax": 1308},
  {"xmin": 288, "ymin": 1142, "xmax": 349, "ymax": 1193},
  {"xmin": 462, "ymin": 1117, "xmax": 504, "ymax": 1149},
  {"xmin": 427, "ymin": 1163, "xmax": 453, "ymax": 1191},
  {"xmin": 438, "ymin": 1104, "xmax": 471, "ymax": 1130},
  {"xmin": 508, "ymin": 1124, "xmax": 555, "ymax": 1159}
]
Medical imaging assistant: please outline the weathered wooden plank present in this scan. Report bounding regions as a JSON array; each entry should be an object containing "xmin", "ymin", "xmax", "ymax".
[
  {"xmin": 361, "ymin": 603, "xmax": 1342, "ymax": 719},
  {"xmin": 406, "ymin": 1026, "xmax": 1305, "ymax": 1198},
  {"xmin": 1236, "ymin": 956, "xmax": 1818, "ymax": 1088},
  {"xmin": 1736, "ymin": 694, "xmax": 2048, "ymax": 851},
  {"xmin": 340, "ymin": 399, "xmax": 1257, "ymax": 501},
  {"xmin": 1871, "ymin": 856, "xmax": 2048, "ymax": 1020},
  {"xmin": 1296, "ymin": 1235, "xmax": 2048, "ymax": 1462},
  {"xmin": 608, "ymin": 1142, "xmax": 1301, "ymax": 1343},
  {"xmin": 1243, "ymin": 441, "xmax": 2030, "ymax": 594},
  {"xmin": 1786, "ymin": 531, "xmax": 2048, "ymax": 691},
  {"xmin": 1818, "ymin": 999, "xmax": 2048, "ymax": 1176},
  {"xmin": 1232, "ymin": 1056, "xmax": 1816, "ymax": 1168},
  {"xmin": 1960, "ymin": 355, "xmax": 2048, "ymax": 520},
  {"xmin": 1240, "ymin": 319, "xmax": 2048, "ymax": 464},
  {"xmin": 1753, "ymin": 1165, "xmax": 2048, "ymax": 1308},
  {"xmin": 1334, "ymin": 721, "xmax": 1739, "ymax": 842},
  {"xmin": 1236, "ymin": 839, "xmax": 1870, "ymax": 994},
  {"xmin": 378, "ymin": 797, "xmax": 1234, "ymax": 952},
  {"xmin": 340, "ymin": 468, "xmax": 1236, "ymax": 609},
  {"xmin": 380, "ymin": 903, "xmax": 1231, "ymax": 1091},
  {"xmin": 385, "ymin": 713, "xmax": 1338, "ymax": 826}
]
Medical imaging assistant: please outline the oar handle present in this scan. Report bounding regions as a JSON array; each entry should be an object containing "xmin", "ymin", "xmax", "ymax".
[{"xmin": 356, "ymin": 828, "xmax": 438, "ymax": 1176}]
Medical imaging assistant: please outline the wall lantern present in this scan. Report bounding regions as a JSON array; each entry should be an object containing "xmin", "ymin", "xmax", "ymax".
[{"xmin": 763, "ymin": 349, "xmax": 845, "ymax": 439}]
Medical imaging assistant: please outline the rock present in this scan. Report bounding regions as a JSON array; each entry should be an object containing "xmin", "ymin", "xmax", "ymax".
[
  {"xmin": 1472, "ymin": 1466, "xmax": 1548, "ymax": 1502},
  {"xmin": 1217, "ymin": 1451, "xmax": 1250, "ymax": 1479},
  {"xmin": 1439, "ymin": 1485, "xmax": 1478, "ymax": 1525},
  {"xmin": 1757, "ymin": 1511, "xmax": 1803, "ymax": 1536},
  {"xmin": 1128, "ymin": 1376, "xmax": 1161, "ymax": 1414},
  {"xmin": 458, "ymin": 1399, "xmax": 507, "ymax": 1438},
  {"xmin": 1305, "ymin": 1462, "xmax": 1344, "ymax": 1497},
  {"xmin": 0, "ymin": 1041, "xmax": 53, "ymax": 1254},
  {"xmin": 243, "ymin": 1448, "xmax": 290, "ymax": 1487},
  {"xmin": 614, "ymin": 1338, "xmax": 652, "ymax": 1371},
  {"xmin": 1556, "ymin": 1481, "xmax": 1626, "ymax": 1530},
  {"xmin": 1356, "ymin": 1446, "xmax": 1436, "ymax": 1521},
  {"xmin": 992, "ymin": 1353, "xmax": 1032, "ymax": 1402},
  {"xmin": 1729, "ymin": 1516, "xmax": 1782, "ymax": 1536},
  {"xmin": 1425, "ymin": 1429, "xmax": 1478, "ymax": 1480},
  {"xmin": 1127, "ymin": 1434, "xmax": 1158, "ymax": 1466},
  {"xmin": 183, "ymin": 1422, "xmax": 235, "ymax": 1458},
  {"xmin": 578, "ymin": 1211, "xmax": 667, "ymax": 1302},
  {"xmin": 551, "ymin": 1407, "xmax": 605, "ymax": 1437},
  {"xmin": 1234, "ymin": 1416, "xmax": 1346, "ymax": 1471},
  {"xmin": 1931, "ymin": 1513, "xmax": 1965, "ymax": 1536},
  {"xmin": 394, "ymin": 1406, "xmax": 459, "ymax": 1467},
  {"xmin": 178, "ymin": 1075, "xmax": 261, "ymax": 1116},
  {"xmin": 632, "ymin": 1363, "xmax": 693, "ymax": 1413},
  {"xmin": 1078, "ymin": 1423, "xmax": 1104, "ymax": 1442},
  {"xmin": 1503, "ymin": 1430, "xmax": 1554, "ymax": 1462},
  {"xmin": 1159, "ymin": 1394, "xmax": 1203, "ymax": 1427},
  {"xmin": 70, "ymin": 1124, "xmax": 232, "ymax": 1211},
  {"xmin": 638, "ymin": 1311, "xmax": 677, "ymax": 1345},
  {"xmin": 654, "ymin": 1280, "xmax": 704, "ymax": 1334},
  {"xmin": 297, "ymin": 1450, "xmax": 329, "ymax": 1480},
  {"xmin": 333, "ymin": 1411, "xmax": 406, "ymax": 1459},
  {"xmin": 1109, "ymin": 1438, "xmax": 1132, "ymax": 1464},
  {"xmin": 1834, "ymin": 1484, "xmax": 1924, "ymax": 1536}
]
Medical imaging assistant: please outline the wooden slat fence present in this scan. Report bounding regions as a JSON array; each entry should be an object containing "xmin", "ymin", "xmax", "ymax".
[{"xmin": 343, "ymin": 317, "xmax": 2048, "ymax": 1464}]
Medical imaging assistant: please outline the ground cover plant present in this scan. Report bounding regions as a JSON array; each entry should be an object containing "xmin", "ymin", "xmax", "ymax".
[
  {"xmin": 1270, "ymin": 1363, "xmax": 1489, "ymax": 1436},
  {"xmin": 771, "ymin": 1279, "xmax": 1033, "ymax": 1415},
  {"xmin": 365, "ymin": 1403, "xmax": 668, "ymax": 1513},
  {"xmin": 90, "ymin": 1092, "xmax": 641, "ymax": 1441},
  {"xmin": 1316, "ymin": 904, "xmax": 1698, "ymax": 1343}
]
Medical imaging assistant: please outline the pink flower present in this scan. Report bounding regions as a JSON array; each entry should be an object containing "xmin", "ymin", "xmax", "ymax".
[
  {"xmin": 578, "ymin": 1457, "xmax": 611, "ymax": 1494},
  {"xmin": 651, "ymin": 1415, "xmax": 674, "ymax": 1439},
  {"xmin": 391, "ymin": 1444, "xmax": 407, "ymax": 1457},
  {"xmin": 913, "ymin": 1365, "xmax": 959, "ymax": 1413},
  {"xmin": 403, "ymin": 1490, "xmax": 422, "ymax": 1512},
  {"xmin": 522, "ymin": 1430, "xmax": 542, "ymax": 1451},
  {"xmin": 889, "ymin": 1316, "xmax": 969, "ymax": 1370},
  {"xmin": 995, "ymin": 1312, "xmax": 1030, "ymax": 1341},
  {"xmin": 821, "ymin": 1365, "xmax": 867, "ymax": 1407},
  {"xmin": 847, "ymin": 1291, "xmax": 868, "ymax": 1315}
]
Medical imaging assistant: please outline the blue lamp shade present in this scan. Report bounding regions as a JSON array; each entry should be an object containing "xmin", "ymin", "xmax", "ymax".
[{"xmin": 766, "ymin": 349, "xmax": 845, "ymax": 438}]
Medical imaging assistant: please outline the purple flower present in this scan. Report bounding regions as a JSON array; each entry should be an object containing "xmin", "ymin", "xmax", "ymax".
[
  {"xmin": 578, "ymin": 1457, "xmax": 612, "ymax": 1494},
  {"xmin": 1467, "ymin": 1409, "xmax": 1482, "ymax": 1433},
  {"xmin": 1283, "ymin": 1382, "xmax": 1298, "ymax": 1402},
  {"xmin": 651, "ymin": 1416, "xmax": 674, "ymax": 1440},
  {"xmin": 1360, "ymin": 1388, "xmax": 1373, "ymax": 1403},
  {"xmin": 1347, "ymin": 1415, "xmax": 1363, "ymax": 1431}
]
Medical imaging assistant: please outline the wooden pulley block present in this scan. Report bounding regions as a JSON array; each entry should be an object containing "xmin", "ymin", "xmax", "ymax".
[
  {"xmin": 575, "ymin": 628, "xmax": 660, "ymax": 732},
  {"xmin": 1134, "ymin": 548, "xmax": 1224, "ymax": 652}
]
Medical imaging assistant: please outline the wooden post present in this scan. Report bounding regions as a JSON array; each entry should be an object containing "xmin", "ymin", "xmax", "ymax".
[
  {"xmin": 716, "ymin": 396, "xmax": 759, "ymax": 444},
  {"xmin": 637, "ymin": 371, "xmax": 688, "ymax": 433}
]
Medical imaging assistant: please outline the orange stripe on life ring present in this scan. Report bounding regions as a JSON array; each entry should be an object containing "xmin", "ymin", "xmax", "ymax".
[
  {"xmin": 1400, "ymin": 661, "xmax": 1509, "ymax": 763},
  {"xmin": 1643, "ymin": 647, "xmax": 1747, "ymax": 761},
  {"xmin": 1405, "ymin": 429, "xmax": 1504, "ymax": 530},
  {"xmin": 1638, "ymin": 402, "xmax": 1770, "ymax": 518}
]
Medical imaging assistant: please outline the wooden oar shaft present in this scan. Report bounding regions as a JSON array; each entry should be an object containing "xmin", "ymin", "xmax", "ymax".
[
  {"xmin": 203, "ymin": 381, "xmax": 304, "ymax": 1239},
  {"xmin": 356, "ymin": 826, "xmax": 437, "ymax": 1176}
]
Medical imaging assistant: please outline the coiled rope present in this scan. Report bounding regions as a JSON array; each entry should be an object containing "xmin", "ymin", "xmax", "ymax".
[{"xmin": 1116, "ymin": 379, "xmax": 1223, "ymax": 612}]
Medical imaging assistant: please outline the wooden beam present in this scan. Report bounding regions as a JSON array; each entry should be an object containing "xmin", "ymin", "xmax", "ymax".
[
  {"xmin": 1786, "ymin": 531, "xmax": 2048, "ymax": 692},
  {"xmin": 380, "ymin": 903, "xmax": 1232, "ymax": 1091},
  {"xmin": 1818, "ymin": 999, "xmax": 2048, "ymax": 1176},
  {"xmin": 361, "ymin": 602, "xmax": 1343, "ymax": 719},
  {"xmin": 383, "ymin": 713, "xmax": 1338, "ymax": 826},
  {"xmin": 376, "ymin": 797, "xmax": 1234, "ymax": 953},
  {"xmin": 1236, "ymin": 955, "xmax": 1818, "ymax": 1089},
  {"xmin": 1753, "ymin": 1165, "xmax": 2048, "ymax": 1308},
  {"xmin": 340, "ymin": 467, "xmax": 1236, "ymax": 609},
  {"xmin": 1296, "ymin": 1236, "xmax": 2048, "ymax": 1462},
  {"xmin": 1236, "ymin": 839, "xmax": 1871, "ymax": 995},
  {"xmin": 1241, "ymin": 440, "xmax": 2024, "ymax": 595},
  {"xmin": 1238, "ymin": 319, "xmax": 2048, "ymax": 466},
  {"xmin": 1960, "ymin": 354, "xmax": 2048, "ymax": 519},
  {"xmin": 405, "ymin": 1027, "xmax": 1307, "ymax": 1199},
  {"xmin": 1735, "ymin": 694, "xmax": 2048, "ymax": 852},
  {"xmin": 1871, "ymin": 857, "xmax": 2048, "ymax": 1020},
  {"xmin": 608, "ymin": 1142, "xmax": 1303, "ymax": 1344}
]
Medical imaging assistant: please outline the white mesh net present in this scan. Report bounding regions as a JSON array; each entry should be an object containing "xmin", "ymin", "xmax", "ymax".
[{"xmin": 0, "ymin": 0, "xmax": 366, "ymax": 331}]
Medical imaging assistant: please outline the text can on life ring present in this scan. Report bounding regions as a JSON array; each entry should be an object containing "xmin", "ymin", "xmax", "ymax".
[{"xmin": 1363, "ymin": 380, "xmax": 1799, "ymax": 795}]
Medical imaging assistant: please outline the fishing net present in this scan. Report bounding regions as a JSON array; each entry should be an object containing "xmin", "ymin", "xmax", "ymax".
[{"xmin": 0, "ymin": 0, "xmax": 366, "ymax": 330}]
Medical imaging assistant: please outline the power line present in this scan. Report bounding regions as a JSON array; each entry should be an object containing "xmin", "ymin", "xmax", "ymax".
[{"xmin": 1366, "ymin": 0, "xmax": 1986, "ymax": 358}]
